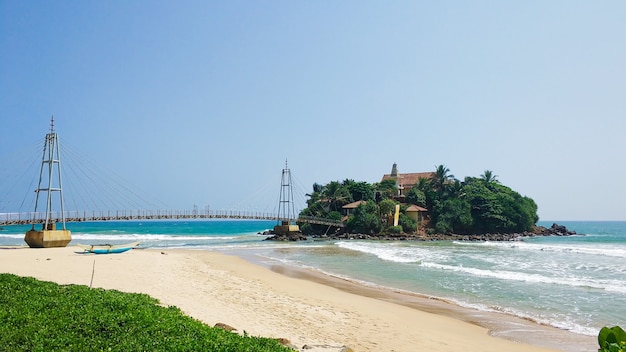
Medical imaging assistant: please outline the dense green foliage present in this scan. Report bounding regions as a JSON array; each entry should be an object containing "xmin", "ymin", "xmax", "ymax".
[
  {"xmin": 0, "ymin": 274, "xmax": 292, "ymax": 352},
  {"xmin": 299, "ymin": 165, "xmax": 539, "ymax": 235},
  {"xmin": 599, "ymin": 326, "xmax": 626, "ymax": 352},
  {"xmin": 398, "ymin": 213, "xmax": 417, "ymax": 233},
  {"xmin": 346, "ymin": 201, "xmax": 381, "ymax": 234}
]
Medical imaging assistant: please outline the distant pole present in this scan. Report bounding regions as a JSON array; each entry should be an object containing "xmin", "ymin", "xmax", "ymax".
[{"xmin": 276, "ymin": 159, "xmax": 296, "ymax": 224}]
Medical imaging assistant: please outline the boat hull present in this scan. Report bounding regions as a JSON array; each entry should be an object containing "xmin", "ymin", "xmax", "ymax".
[{"xmin": 77, "ymin": 241, "xmax": 140, "ymax": 254}]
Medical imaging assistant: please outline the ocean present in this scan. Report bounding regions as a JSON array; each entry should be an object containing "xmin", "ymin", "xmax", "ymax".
[{"xmin": 1, "ymin": 220, "xmax": 624, "ymax": 344}]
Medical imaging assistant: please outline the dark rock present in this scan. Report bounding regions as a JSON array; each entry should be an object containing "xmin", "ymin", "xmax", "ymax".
[
  {"xmin": 214, "ymin": 322, "xmax": 237, "ymax": 332},
  {"xmin": 308, "ymin": 223, "xmax": 579, "ymax": 242},
  {"xmin": 301, "ymin": 345, "xmax": 354, "ymax": 351},
  {"xmin": 274, "ymin": 337, "xmax": 291, "ymax": 345},
  {"xmin": 264, "ymin": 233, "xmax": 307, "ymax": 241},
  {"xmin": 273, "ymin": 338, "xmax": 298, "ymax": 350}
]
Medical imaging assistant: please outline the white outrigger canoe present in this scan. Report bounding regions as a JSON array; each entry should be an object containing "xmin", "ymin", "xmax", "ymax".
[{"xmin": 77, "ymin": 241, "xmax": 140, "ymax": 254}]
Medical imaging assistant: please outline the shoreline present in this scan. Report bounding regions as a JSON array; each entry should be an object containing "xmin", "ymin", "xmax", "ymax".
[
  {"xmin": 253, "ymin": 256, "xmax": 595, "ymax": 351},
  {"xmin": 1, "ymin": 246, "xmax": 595, "ymax": 351}
]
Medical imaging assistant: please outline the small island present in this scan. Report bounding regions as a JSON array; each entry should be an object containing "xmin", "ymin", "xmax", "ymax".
[{"xmin": 270, "ymin": 163, "xmax": 575, "ymax": 241}]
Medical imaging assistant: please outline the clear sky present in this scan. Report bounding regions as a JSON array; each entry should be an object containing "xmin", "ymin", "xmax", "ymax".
[{"xmin": 1, "ymin": 1, "xmax": 625, "ymax": 220}]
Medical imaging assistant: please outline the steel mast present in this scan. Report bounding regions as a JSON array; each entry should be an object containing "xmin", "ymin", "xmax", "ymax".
[
  {"xmin": 277, "ymin": 159, "xmax": 296, "ymax": 223},
  {"xmin": 272, "ymin": 159, "xmax": 301, "ymax": 238},
  {"xmin": 25, "ymin": 117, "xmax": 72, "ymax": 247}
]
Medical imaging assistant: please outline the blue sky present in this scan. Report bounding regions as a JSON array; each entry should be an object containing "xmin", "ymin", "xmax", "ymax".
[{"xmin": 1, "ymin": 1, "xmax": 625, "ymax": 220}]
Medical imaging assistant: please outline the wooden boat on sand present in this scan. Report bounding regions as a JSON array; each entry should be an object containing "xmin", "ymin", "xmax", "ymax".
[{"xmin": 77, "ymin": 241, "xmax": 140, "ymax": 254}]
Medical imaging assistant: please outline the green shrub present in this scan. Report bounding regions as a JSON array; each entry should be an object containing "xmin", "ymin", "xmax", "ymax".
[
  {"xmin": 387, "ymin": 225, "xmax": 403, "ymax": 234},
  {"xmin": 299, "ymin": 222, "xmax": 313, "ymax": 235},
  {"xmin": 398, "ymin": 214, "xmax": 416, "ymax": 233},
  {"xmin": 599, "ymin": 326, "xmax": 626, "ymax": 352},
  {"xmin": 0, "ymin": 274, "xmax": 293, "ymax": 352}
]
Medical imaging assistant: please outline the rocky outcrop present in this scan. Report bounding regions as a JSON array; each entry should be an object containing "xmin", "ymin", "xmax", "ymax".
[
  {"xmin": 264, "ymin": 233, "xmax": 308, "ymax": 241},
  {"xmin": 310, "ymin": 223, "xmax": 579, "ymax": 242},
  {"xmin": 312, "ymin": 232, "xmax": 416, "ymax": 241},
  {"xmin": 531, "ymin": 223, "xmax": 577, "ymax": 236}
]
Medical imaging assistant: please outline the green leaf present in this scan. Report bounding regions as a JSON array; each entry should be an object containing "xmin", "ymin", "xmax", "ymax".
[{"xmin": 599, "ymin": 326, "xmax": 626, "ymax": 351}]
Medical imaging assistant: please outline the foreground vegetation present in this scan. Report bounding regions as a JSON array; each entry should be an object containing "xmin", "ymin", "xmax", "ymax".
[
  {"xmin": 0, "ymin": 274, "xmax": 292, "ymax": 352},
  {"xmin": 300, "ymin": 165, "xmax": 538, "ymax": 235},
  {"xmin": 599, "ymin": 326, "xmax": 626, "ymax": 352}
]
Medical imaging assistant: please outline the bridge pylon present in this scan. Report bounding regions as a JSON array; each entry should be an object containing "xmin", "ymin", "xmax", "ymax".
[
  {"xmin": 272, "ymin": 160, "xmax": 302, "ymax": 238},
  {"xmin": 24, "ymin": 117, "xmax": 72, "ymax": 248}
]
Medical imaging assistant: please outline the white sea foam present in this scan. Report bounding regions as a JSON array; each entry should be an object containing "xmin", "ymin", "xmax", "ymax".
[
  {"xmin": 446, "ymin": 297, "xmax": 599, "ymax": 336},
  {"xmin": 0, "ymin": 233, "xmax": 24, "ymax": 239},
  {"xmin": 209, "ymin": 243, "xmax": 327, "ymax": 251},
  {"xmin": 336, "ymin": 241, "xmax": 450, "ymax": 263},
  {"xmin": 257, "ymin": 254, "xmax": 430, "ymax": 292},
  {"xmin": 420, "ymin": 262, "xmax": 626, "ymax": 294},
  {"xmin": 604, "ymin": 284, "xmax": 626, "ymax": 294},
  {"xmin": 458, "ymin": 240, "xmax": 626, "ymax": 259},
  {"xmin": 72, "ymin": 233, "xmax": 238, "ymax": 241}
]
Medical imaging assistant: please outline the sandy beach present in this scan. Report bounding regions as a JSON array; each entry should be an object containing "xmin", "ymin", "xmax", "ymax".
[{"xmin": 0, "ymin": 246, "xmax": 593, "ymax": 352}]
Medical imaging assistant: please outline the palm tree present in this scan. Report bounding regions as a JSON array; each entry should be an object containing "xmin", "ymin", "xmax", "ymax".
[
  {"xmin": 415, "ymin": 177, "xmax": 431, "ymax": 192},
  {"xmin": 433, "ymin": 164, "xmax": 455, "ymax": 193},
  {"xmin": 480, "ymin": 170, "xmax": 499, "ymax": 184},
  {"xmin": 448, "ymin": 179, "xmax": 465, "ymax": 198},
  {"xmin": 312, "ymin": 183, "xmax": 325, "ymax": 193},
  {"xmin": 322, "ymin": 181, "xmax": 352, "ymax": 212},
  {"xmin": 305, "ymin": 183, "xmax": 325, "ymax": 207}
]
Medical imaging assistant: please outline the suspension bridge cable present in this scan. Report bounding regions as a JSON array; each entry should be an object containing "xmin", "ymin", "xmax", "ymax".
[
  {"xmin": 62, "ymin": 155, "xmax": 104, "ymax": 211},
  {"xmin": 226, "ymin": 174, "xmax": 277, "ymax": 213},
  {"xmin": 60, "ymin": 139, "xmax": 168, "ymax": 212},
  {"xmin": 291, "ymin": 172, "xmax": 313, "ymax": 211},
  {"xmin": 62, "ymin": 144, "xmax": 129, "ymax": 211},
  {"xmin": 0, "ymin": 138, "xmax": 44, "ymax": 213},
  {"xmin": 72, "ymin": 155, "xmax": 147, "ymax": 209},
  {"xmin": 62, "ymin": 145, "xmax": 116, "ymax": 210}
]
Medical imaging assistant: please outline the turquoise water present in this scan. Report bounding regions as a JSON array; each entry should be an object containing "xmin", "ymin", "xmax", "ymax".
[
  {"xmin": 1, "ymin": 220, "xmax": 624, "ymax": 338},
  {"xmin": 0, "ymin": 220, "xmax": 276, "ymax": 249}
]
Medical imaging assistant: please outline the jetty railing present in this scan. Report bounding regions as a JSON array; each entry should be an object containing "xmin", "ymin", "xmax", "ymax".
[{"xmin": 0, "ymin": 210, "xmax": 345, "ymax": 227}]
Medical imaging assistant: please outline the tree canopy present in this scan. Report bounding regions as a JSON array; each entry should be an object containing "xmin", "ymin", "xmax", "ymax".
[{"xmin": 299, "ymin": 165, "xmax": 539, "ymax": 235}]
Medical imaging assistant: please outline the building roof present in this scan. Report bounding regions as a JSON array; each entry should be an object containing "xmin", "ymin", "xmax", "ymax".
[
  {"xmin": 342, "ymin": 200, "xmax": 366, "ymax": 209},
  {"xmin": 381, "ymin": 172, "xmax": 435, "ymax": 187},
  {"xmin": 406, "ymin": 204, "xmax": 428, "ymax": 212}
]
